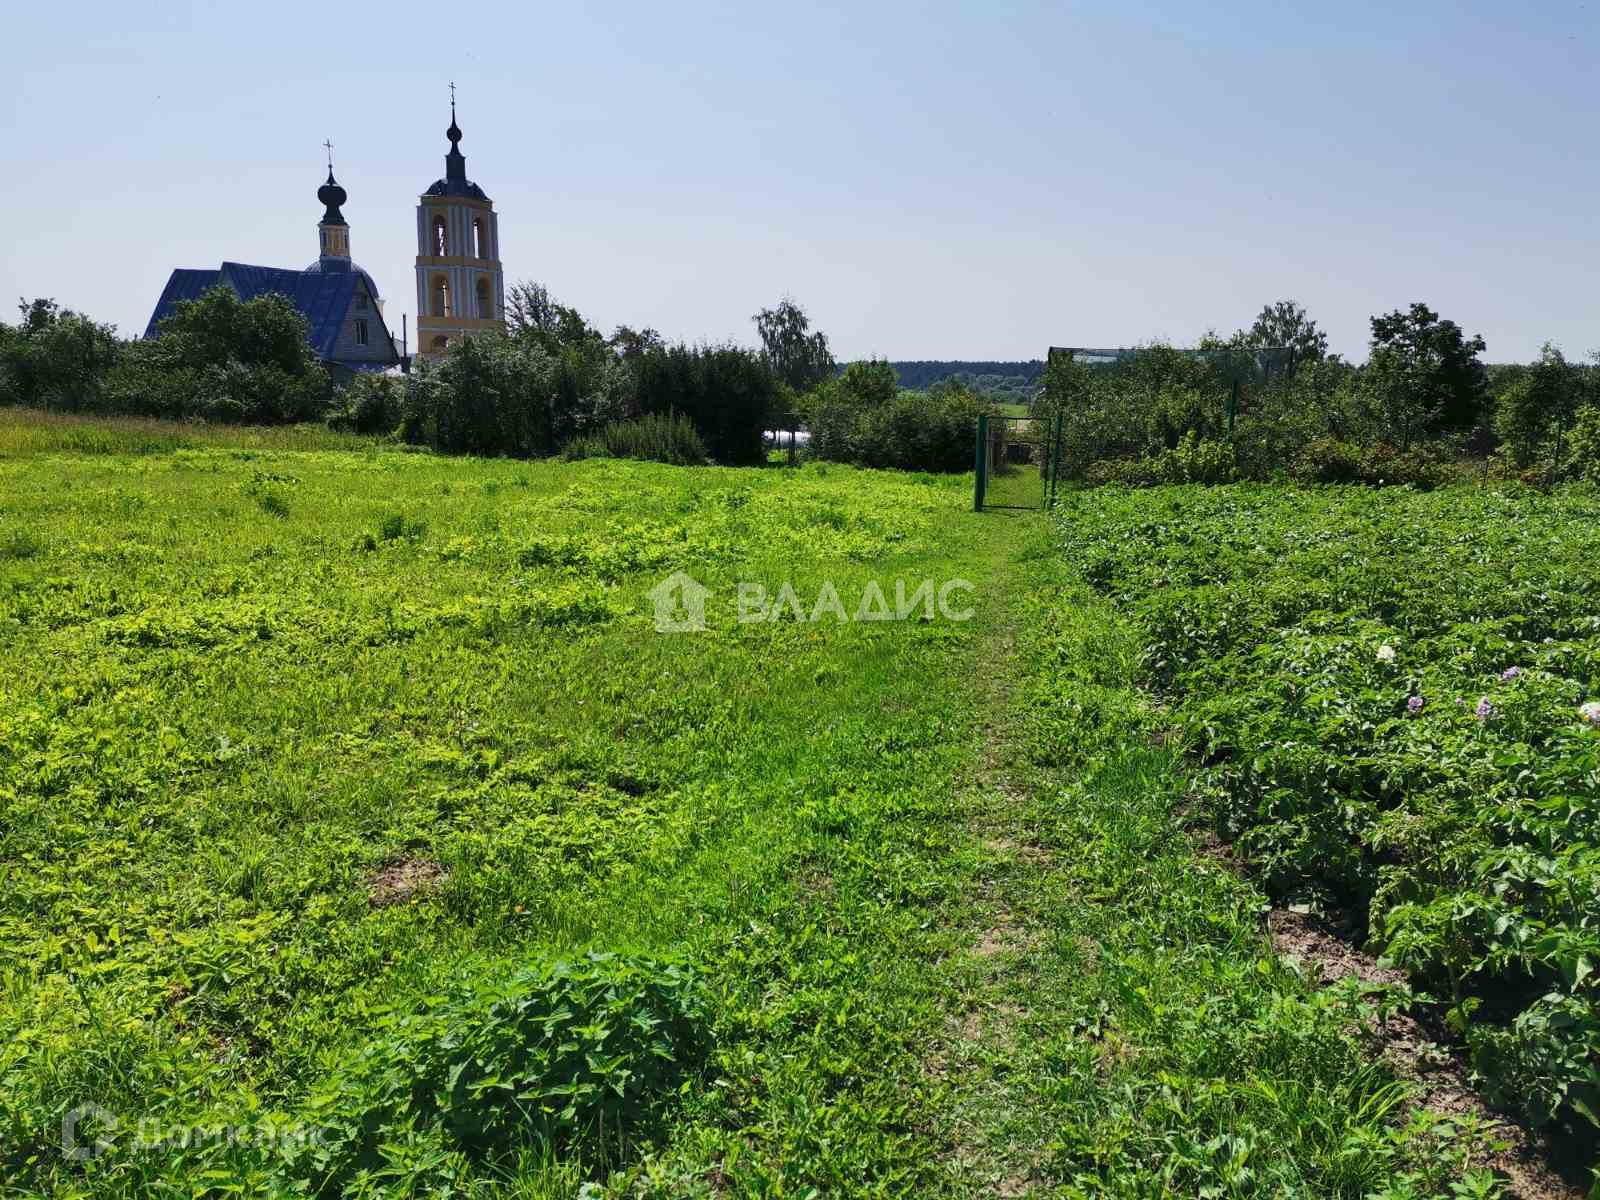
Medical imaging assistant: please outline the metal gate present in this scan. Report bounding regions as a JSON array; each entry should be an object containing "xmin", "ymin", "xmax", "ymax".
[{"xmin": 974, "ymin": 413, "xmax": 1061, "ymax": 511}]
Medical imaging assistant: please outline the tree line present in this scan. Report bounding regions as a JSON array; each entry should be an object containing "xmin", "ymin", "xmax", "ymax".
[
  {"xmin": 0, "ymin": 288, "xmax": 986, "ymax": 471},
  {"xmin": 6, "ymin": 289, "xmax": 1596, "ymax": 480},
  {"xmin": 1039, "ymin": 299, "xmax": 1600, "ymax": 486}
]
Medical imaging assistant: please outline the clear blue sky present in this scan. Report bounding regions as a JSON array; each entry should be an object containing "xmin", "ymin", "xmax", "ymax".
[{"xmin": 4, "ymin": 1, "xmax": 1595, "ymax": 362}]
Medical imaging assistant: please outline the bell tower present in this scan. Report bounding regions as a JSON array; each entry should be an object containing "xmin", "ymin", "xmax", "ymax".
[{"xmin": 415, "ymin": 87, "xmax": 505, "ymax": 357}]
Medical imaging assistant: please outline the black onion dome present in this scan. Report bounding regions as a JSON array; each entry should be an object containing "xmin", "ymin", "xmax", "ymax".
[
  {"xmin": 426, "ymin": 100, "xmax": 491, "ymax": 201},
  {"xmin": 317, "ymin": 170, "xmax": 348, "ymax": 225}
]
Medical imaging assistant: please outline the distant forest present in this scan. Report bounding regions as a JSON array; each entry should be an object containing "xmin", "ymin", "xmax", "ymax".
[
  {"xmin": 837, "ymin": 360, "xmax": 1045, "ymax": 407},
  {"xmin": 882, "ymin": 360, "xmax": 1045, "ymax": 390}
]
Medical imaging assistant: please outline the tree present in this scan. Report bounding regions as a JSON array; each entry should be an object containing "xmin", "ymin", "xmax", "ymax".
[
  {"xmin": 114, "ymin": 286, "xmax": 330, "ymax": 423},
  {"xmin": 504, "ymin": 281, "xmax": 605, "ymax": 355},
  {"xmin": 1495, "ymin": 343, "xmax": 1580, "ymax": 467},
  {"xmin": 1364, "ymin": 303, "xmax": 1487, "ymax": 445},
  {"xmin": 1241, "ymin": 299, "xmax": 1329, "ymax": 368},
  {"xmin": 631, "ymin": 343, "xmax": 774, "ymax": 466},
  {"xmin": 836, "ymin": 358, "xmax": 898, "ymax": 407},
  {"xmin": 152, "ymin": 286, "xmax": 320, "ymax": 377},
  {"xmin": 399, "ymin": 330, "xmax": 634, "ymax": 459},
  {"xmin": 0, "ymin": 298, "xmax": 121, "ymax": 411},
  {"xmin": 609, "ymin": 325, "xmax": 664, "ymax": 363},
  {"xmin": 754, "ymin": 298, "xmax": 834, "ymax": 395},
  {"xmin": 505, "ymin": 281, "xmax": 559, "ymax": 343}
]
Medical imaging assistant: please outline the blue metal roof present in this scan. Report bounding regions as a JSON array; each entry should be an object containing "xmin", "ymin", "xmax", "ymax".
[
  {"xmin": 218, "ymin": 262, "xmax": 356, "ymax": 360},
  {"xmin": 302, "ymin": 257, "xmax": 381, "ymax": 300},
  {"xmin": 142, "ymin": 269, "xmax": 220, "ymax": 339},
  {"xmin": 143, "ymin": 261, "xmax": 393, "ymax": 364}
]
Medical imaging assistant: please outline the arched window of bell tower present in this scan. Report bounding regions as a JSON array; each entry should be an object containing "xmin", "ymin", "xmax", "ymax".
[
  {"xmin": 431, "ymin": 274, "xmax": 451, "ymax": 319},
  {"xmin": 432, "ymin": 214, "xmax": 448, "ymax": 256},
  {"xmin": 473, "ymin": 218, "xmax": 487, "ymax": 259},
  {"xmin": 476, "ymin": 278, "xmax": 492, "ymax": 319}
]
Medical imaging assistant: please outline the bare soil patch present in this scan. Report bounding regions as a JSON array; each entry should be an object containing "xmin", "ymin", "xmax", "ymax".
[{"xmin": 366, "ymin": 857, "xmax": 448, "ymax": 908}]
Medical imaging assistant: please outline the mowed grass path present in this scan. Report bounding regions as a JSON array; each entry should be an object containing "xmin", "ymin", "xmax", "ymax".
[{"xmin": 0, "ymin": 418, "xmax": 1504, "ymax": 1196}]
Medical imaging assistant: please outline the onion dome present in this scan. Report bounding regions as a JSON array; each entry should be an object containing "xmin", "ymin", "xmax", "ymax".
[
  {"xmin": 318, "ymin": 170, "xmax": 348, "ymax": 226},
  {"xmin": 426, "ymin": 91, "xmax": 492, "ymax": 201}
]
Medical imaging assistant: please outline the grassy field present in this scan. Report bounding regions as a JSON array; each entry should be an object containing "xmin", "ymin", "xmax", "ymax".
[{"xmin": 0, "ymin": 411, "xmax": 1561, "ymax": 1196}]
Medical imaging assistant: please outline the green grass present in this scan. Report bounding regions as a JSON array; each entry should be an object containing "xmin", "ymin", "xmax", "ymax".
[
  {"xmin": 0, "ymin": 406, "xmax": 383, "ymax": 458},
  {"xmin": 0, "ymin": 416, "xmax": 1519, "ymax": 1196}
]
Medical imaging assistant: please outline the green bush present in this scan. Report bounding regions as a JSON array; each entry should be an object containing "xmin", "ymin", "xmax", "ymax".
[
  {"xmin": 400, "ymin": 333, "xmax": 632, "ymax": 459},
  {"xmin": 1354, "ymin": 441, "xmax": 1449, "ymax": 489},
  {"xmin": 0, "ymin": 299, "xmax": 120, "ymax": 412},
  {"xmin": 562, "ymin": 411, "xmax": 708, "ymax": 465},
  {"xmin": 98, "ymin": 288, "xmax": 332, "ymax": 423},
  {"xmin": 806, "ymin": 375, "xmax": 986, "ymax": 472},
  {"xmin": 1085, "ymin": 433, "xmax": 1238, "ymax": 486},
  {"xmin": 1294, "ymin": 436, "xmax": 1364, "ymax": 483},
  {"xmin": 1285, "ymin": 438, "xmax": 1450, "ymax": 488},
  {"xmin": 1, "ymin": 291, "xmax": 340, "ymax": 428},
  {"xmin": 1563, "ymin": 403, "xmax": 1600, "ymax": 483},
  {"xmin": 327, "ymin": 373, "xmax": 403, "ymax": 435},
  {"xmin": 631, "ymin": 343, "xmax": 774, "ymax": 466},
  {"xmin": 283, "ymin": 951, "xmax": 707, "ymax": 1193}
]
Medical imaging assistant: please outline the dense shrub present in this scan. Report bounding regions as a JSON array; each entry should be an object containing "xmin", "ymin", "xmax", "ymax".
[
  {"xmin": 1293, "ymin": 436, "xmax": 1364, "ymax": 483},
  {"xmin": 1084, "ymin": 432, "xmax": 1238, "ymax": 486},
  {"xmin": 631, "ymin": 343, "xmax": 774, "ymax": 466},
  {"xmin": 400, "ymin": 333, "xmax": 629, "ymax": 459},
  {"xmin": 562, "ymin": 411, "xmax": 708, "ymax": 464},
  {"xmin": 0, "ymin": 299, "xmax": 120, "ymax": 412},
  {"xmin": 326, "ymin": 373, "xmax": 403, "ymax": 435},
  {"xmin": 104, "ymin": 347, "xmax": 329, "ymax": 424},
  {"xmin": 102, "ymin": 288, "xmax": 331, "ymax": 423},
  {"xmin": 1042, "ymin": 344, "xmax": 1265, "ymax": 477},
  {"xmin": 806, "ymin": 376, "xmax": 986, "ymax": 472},
  {"xmin": 1564, "ymin": 404, "xmax": 1600, "ymax": 483},
  {"xmin": 1040, "ymin": 303, "xmax": 1500, "ymax": 486},
  {"xmin": 347, "ymin": 289, "xmax": 772, "ymax": 465},
  {"xmin": 283, "ymin": 952, "xmax": 707, "ymax": 1192},
  {"xmin": 1288, "ymin": 438, "xmax": 1447, "ymax": 488}
]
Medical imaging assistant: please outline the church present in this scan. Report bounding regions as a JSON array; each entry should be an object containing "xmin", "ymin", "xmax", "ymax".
[{"xmin": 143, "ymin": 96, "xmax": 505, "ymax": 373}]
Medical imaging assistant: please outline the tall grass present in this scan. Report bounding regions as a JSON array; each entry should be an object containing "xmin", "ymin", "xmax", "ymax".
[
  {"xmin": 562, "ymin": 411, "xmax": 708, "ymax": 465},
  {"xmin": 0, "ymin": 406, "xmax": 386, "ymax": 458}
]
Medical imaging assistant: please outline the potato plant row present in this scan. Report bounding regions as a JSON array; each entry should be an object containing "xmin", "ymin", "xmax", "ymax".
[{"xmin": 1057, "ymin": 484, "xmax": 1600, "ymax": 1151}]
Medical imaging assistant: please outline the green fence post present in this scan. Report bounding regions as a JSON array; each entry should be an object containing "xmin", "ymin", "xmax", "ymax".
[
  {"xmin": 1049, "ymin": 412, "xmax": 1063, "ymax": 508},
  {"xmin": 1227, "ymin": 379, "xmax": 1239, "ymax": 441},
  {"xmin": 974, "ymin": 414, "xmax": 988, "ymax": 512}
]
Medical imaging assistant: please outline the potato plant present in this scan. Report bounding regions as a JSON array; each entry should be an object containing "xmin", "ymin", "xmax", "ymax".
[{"xmin": 1058, "ymin": 483, "xmax": 1600, "ymax": 1149}]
